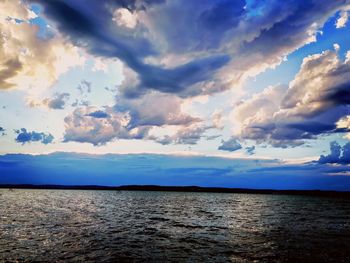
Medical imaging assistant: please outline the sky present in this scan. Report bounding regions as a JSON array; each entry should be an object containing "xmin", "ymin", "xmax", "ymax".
[{"xmin": 1, "ymin": 0, "xmax": 350, "ymax": 189}]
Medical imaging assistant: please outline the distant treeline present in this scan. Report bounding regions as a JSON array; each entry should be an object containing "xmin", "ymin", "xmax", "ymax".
[{"xmin": 1, "ymin": 184, "xmax": 350, "ymax": 198}]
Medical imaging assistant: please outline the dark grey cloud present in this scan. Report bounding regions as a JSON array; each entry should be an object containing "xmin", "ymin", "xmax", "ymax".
[
  {"xmin": 198, "ymin": 0, "xmax": 245, "ymax": 36},
  {"xmin": 31, "ymin": 0, "xmax": 158, "ymax": 65},
  {"xmin": 86, "ymin": 110, "xmax": 110, "ymax": 119},
  {"xmin": 31, "ymin": 0, "xmax": 350, "ymax": 99},
  {"xmin": 119, "ymin": 0, "xmax": 349, "ymax": 98},
  {"xmin": 342, "ymin": 142, "xmax": 350, "ymax": 164},
  {"xmin": 43, "ymin": 92, "xmax": 70, "ymax": 110},
  {"xmin": 0, "ymin": 127, "xmax": 5, "ymax": 136},
  {"xmin": 318, "ymin": 141, "xmax": 350, "ymax": 165},
  {"xmin": 238, "ymin": 1, "xmax": 345, "ymax": 60},
  {"xmin": 218, "ymin": 137, "xmax": 242, "ymax": 152},
  {"xmin": 15, "ymin": 128, "xmax": 54, "ymax": 145},
  {"xmin": 246, "ymin": 146, "xmax": 256, "ymax": 155},
  {"xmin": 120, "ymin": 55, "xmax": 230, "ymax": 98}
]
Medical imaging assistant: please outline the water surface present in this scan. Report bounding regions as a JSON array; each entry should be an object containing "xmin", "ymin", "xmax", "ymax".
[{"xmin": 1, "ymin": 189, "xmax": 350, "ymax": 262}]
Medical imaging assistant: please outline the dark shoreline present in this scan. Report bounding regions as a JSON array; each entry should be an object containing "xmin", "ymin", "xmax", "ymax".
[{"xmin": 1, "ymin": 184, "xmax": 350, "ymax": 198}]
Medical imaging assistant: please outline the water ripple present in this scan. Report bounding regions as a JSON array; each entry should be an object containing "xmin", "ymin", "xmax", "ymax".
[{"xmin": 1, "ymin": 190, "xmax": 350, "ymax": 262}]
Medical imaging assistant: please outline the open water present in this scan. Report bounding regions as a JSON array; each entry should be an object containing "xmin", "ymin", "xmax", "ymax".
[{"xmin": 1, "ymin": 189, "xmax": 350, "ymax": 262}]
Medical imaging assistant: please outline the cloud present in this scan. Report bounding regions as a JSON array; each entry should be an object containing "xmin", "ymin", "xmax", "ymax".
[
  {"xmin": 119, "ymin": 54, "xmax": 230, "ymax": 98},
  {"xmin": 77, "ymin": 80, "xmax": 92, "ymax": 94},
  {"xmin": 246, "ymin": 146, "xmax": 256, "ymax": 155},
  {"xmin": 63, "ymin": 106, "xmax": 152, "ymax": 145},
  {"xmin": 218, "ymin": 137, "xmax": 242, "ymax": 152},
  {"xmin": 336, "ymin": 11, "xmax": 349, "ymax": 28},
  {"xmin": 319, "ymin": 141, "xmax": 342, "ymax": 164},
  {"xmin": 173, "ymin": 125, "xmax": 209, "ymax": 145},
  {"xmin": 206, "ymin": 135, "xmax": 221, "ymax": 141},
  {"xmin": 25, "ymin": 0, "xmax": 350, "ymax": 147},
  {"xmin": 115, "ymin": 92, "xmax": 200, "ymax": 128},
  {"xmin": 31, "ymin": 0, "xmax": 350, "ymax": 99},
  {"xmin": 0, "ymin": 0, "xmax": 84, "ymax": 93},
  {"xmin": 15, "ymin": 128, "xmax": 54, "ymax": 145},
  {"xmin": 0, "ymin": 58, "xmax": 23, "ymax": 89},
  {"xmin": 0, "ymin": 127, "xmax": 5, "ymax": 136},
  {"xmin": 27, "ymin": 92, "xmax": 70, "ymax": 109},
  {"xmin": 64, "ymin": 91, "xmax": 203, "ymax": 145},
  {"xmin": 18, "ymin": 0, "xmax": 350, "ymax": 147},
  {"xmin": 114, "ymin": 92, "xmax": 212, "ymax": 145},
  {"xmin": 30, "ymin": 0, "xmax": 158, "ymax": 76},
  {"xmin": 86, "ymin": 110, "xmax": 110, "ymax": 119},
  {"xmin": 113, "ymin": 8, "xmax": 138, "ymax": 29},
  {"xmin": 43, "ymin": 93, "xmax": 70, "ymax": 109},
  {"xmin": 122, "ymin": 0, "xmax": 350, "ymax": 98},
  {"xmin": 212, "ymin": 110, "xmax": 224, "ymax": 129},
  {"xmin": 71, "ymin": 99, "xmax": 91, "ymax": 107},
  {"xmin": 233, "ymin": 48, "xmax": 350, "ymax": 147},
  {"xmin": 318, "ymin": 141, "xmax": 350, "ymax": 164},
  {"xmin": 64, "ymin": 91, "xmax": 205, "ymax": 146},
  {"xmin": 342, "ymin": 142, "xmax": 350, "ymax": 164},
  {"xmin": 155, "ymin": 125, "xmax": 212, "ymax": 145}
]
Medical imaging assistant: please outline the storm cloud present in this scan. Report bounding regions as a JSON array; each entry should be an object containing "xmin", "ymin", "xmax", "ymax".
[{"xmin": 30, "ymin": 0, "xmax": 350, "ymax": 98}]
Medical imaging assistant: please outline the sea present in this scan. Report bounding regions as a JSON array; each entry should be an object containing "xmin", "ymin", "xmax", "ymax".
[{"xmin": 1, "ymin": 189, "xmax": 350, "ymax": 262}]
